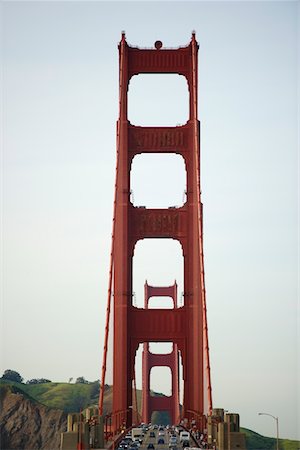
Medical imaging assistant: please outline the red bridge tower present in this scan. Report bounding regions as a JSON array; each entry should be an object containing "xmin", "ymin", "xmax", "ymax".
[
  {"xmin": 142, "ymin": 282, "xmax": 180, "ymax": 425},
  {"xmin": 99, "ymin": 33, "xmax": 212, "ymax": 431}
]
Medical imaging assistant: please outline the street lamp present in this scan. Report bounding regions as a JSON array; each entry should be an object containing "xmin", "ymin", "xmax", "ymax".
[{"xmin": 258, "ymin": 412, "xmax": 279, "ymax": 450}]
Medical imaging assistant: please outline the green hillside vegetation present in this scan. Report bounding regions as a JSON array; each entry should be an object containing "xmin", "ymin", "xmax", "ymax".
[
  {"xmin": 0, "ymin": 383, "xmax": 43, "ymax": 406},
  {"xmin": 241, "ymin": 428, "xmax": 300, "ymax": 450},
  {"xmin": 1, "ymin": 380, "xmax": 299, "ymax": 450},
  {"xmin": 0, "ymin": 379, "xmax": 99, "ymax": 413}
]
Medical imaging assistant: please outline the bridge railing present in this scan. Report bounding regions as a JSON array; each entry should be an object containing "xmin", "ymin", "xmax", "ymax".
[
  {"xmin": 104, "ymin": 409, "xmax": 141, "ymax": 447},
  {"xmin": 185, "ymin": 409, "xmax": 207, "ymax": 433}
]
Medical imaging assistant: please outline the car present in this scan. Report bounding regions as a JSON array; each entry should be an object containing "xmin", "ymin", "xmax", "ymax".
[
  {"xmin": 157, "ymin": 438, "xmax": 165, "ymax": 445},
  {"xmin": 182, "ymin": 441, "xmax": 189, "ymax": 448},
  {"xmin": 179, "ymin": 432, "xmax": 190, "ymax": 443},
  {"xmin": 147, "ymin": 444, "xmax": 155, "ymax": 450},
  {"xmin": 169, "ymin": 437, "xmax": 177, "ymax": 447},
  {"xmin": 150, "ymin": 432, "xmax": 155, "ymax": 438}
]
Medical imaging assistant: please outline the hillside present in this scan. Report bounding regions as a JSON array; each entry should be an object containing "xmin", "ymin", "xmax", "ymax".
[
  {"xmin": 0, "ymin": 379, "xmax": 101, "ymax": 413},
  {"xmin": 0, "ymin": 384, "xmax": 66, "ymax": 450},
  {"xmin": 1, "ymin": 380, "xmax": 299, "ymax": 450},
  {"xmin": 241, "ymin": 427, "xmax": 300, "ymax": 450}
]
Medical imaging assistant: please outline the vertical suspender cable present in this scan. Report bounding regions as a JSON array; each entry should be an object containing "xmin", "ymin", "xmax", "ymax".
[
  {"xmin": 133, "ymin": 369, "xmax": 140, "ymax": 425},
  {"xmin": 98, "ymin": 128, "xmax": 117, "ymax": 415},
  {"xmin": 99, "ymin": 34, "xmax": 126, "ymax": 415},
  {"xmin": 191, "ymin": 34, "xmax": 213, "ymax": 415}
]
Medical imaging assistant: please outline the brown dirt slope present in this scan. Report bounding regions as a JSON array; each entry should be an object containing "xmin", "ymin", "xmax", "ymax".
[{"xmin": 0, "ymin": 385, "xmax": 67, "ymax": 450}]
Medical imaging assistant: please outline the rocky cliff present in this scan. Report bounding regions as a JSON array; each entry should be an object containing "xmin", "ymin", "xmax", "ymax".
[{"xmin": 0, "ymin": 385, "xmax": 67, "ymax": 450}]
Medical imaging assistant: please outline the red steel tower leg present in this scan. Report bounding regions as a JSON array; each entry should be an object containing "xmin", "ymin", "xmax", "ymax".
[{"xmin": 112, "ymin": 33, "xmax": 212, "ymax": 430}]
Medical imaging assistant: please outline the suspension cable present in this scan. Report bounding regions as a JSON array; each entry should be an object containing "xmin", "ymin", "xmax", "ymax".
[
  {"xmin": 191, "ymin": 33, "xmax": 213, "ymax": 415},
  {"xmin": 133, "ymin": 370, "xmax": 140, "ymax": 425},
  {"xmin": 99, "ymin": 33, "xmax": 127, "ymax": 415}
]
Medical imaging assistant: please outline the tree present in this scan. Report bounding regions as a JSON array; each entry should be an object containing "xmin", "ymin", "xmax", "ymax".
[
  {"xmin": 73, "ymin": 394, "xmax": 86, "ymax": 411},
  {"xmin": 75, "ymin": 376, "xmax": 89, "ymax": 384},
  {"xmin": 90, "ymin": 381, "xmax": 100, "ymax": 398},
  {"xmin": 1, "ymin": 369, "xmax": 23, "ymax": 383},
  {"xmin": 26, "ymin": 378, "xmax": 51, "ymax": 384}
]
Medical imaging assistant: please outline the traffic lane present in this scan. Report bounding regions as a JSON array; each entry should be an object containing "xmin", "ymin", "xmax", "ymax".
[
  {"xmin": 142, "ymin": 442, "xmax": 169, "ymax": 450},
  {"xmin": 140, "ymin": 433, "xmax": 169, "ymax": 449},
  {"xmin": 141, "ymin": 431, "xmax": 179, "ymax": 450}
]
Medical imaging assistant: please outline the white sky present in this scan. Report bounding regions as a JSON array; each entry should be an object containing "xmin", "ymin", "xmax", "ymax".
[{"xmin": 1, "ymin": 0, "xmax": 299, "ymax": 441}]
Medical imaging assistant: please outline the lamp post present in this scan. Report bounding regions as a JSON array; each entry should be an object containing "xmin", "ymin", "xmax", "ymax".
[{"xmin": 258, "ymin": 412, "xmax": 279, "ymax": 450}]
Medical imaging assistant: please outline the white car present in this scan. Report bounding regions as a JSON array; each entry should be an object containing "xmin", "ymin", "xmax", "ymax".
[
  {"xmin": 169, "ymin": 437, "xmax": 177, "ymax": 448},
  {"xmin": 179, "ymin": 432, "xmax": 190, "ymax": 443}
]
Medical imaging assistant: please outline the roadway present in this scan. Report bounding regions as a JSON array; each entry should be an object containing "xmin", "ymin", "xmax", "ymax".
[{"xmin": 139, "ymin": 428, "xmax": 179, "ymax": 450}]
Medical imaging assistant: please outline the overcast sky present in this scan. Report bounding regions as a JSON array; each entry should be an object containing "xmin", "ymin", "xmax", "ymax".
[{"xmin": 1, "ymin": 0, "xmax": 299, "ymax": 441}]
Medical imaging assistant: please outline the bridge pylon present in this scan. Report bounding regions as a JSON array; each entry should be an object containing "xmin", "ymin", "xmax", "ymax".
[
  {"xmin": 141, "ymin": 282, "xmax": 180, "ymax": 425},
  {"xmin": 101, "ymin": 32, "xmax": 212, "ymax": 431}
]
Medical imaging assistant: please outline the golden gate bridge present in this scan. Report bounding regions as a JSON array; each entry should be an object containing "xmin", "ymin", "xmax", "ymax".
[{"xmin": 60, "ymin": 33, "xmax": 246, "ymax": 450}]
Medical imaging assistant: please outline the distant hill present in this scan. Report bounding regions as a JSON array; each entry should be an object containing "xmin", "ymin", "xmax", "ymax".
[
  {"xmin": 1, "ymin": 380, "xmax": 299, "ymax": 450},
  {"xmin": 0, "ymin": 379, "xmax": 160, "ymax": 417},
  {"xmin": 0, "ymin": 378, "xmax": 101, "ymax": 413},
  {"xmin": 241, "ymin": 427, "xmax": 300, "ymax": 450}
]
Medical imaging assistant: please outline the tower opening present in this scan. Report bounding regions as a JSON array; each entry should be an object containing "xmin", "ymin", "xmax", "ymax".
[
  {"xmin": 150, "ymin": 366, "xmax": 172, "ymax": 397},
  {"xmin": 132, "ymin": 238, "xmax": 184, "ymax": 308},
  {"xmin": 130, "ymin": 153, "xmax": 186, "ymax": 209},
  {"xmin": 128, "ymin": 74, "xmax": 189, "ymax": 126}
]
